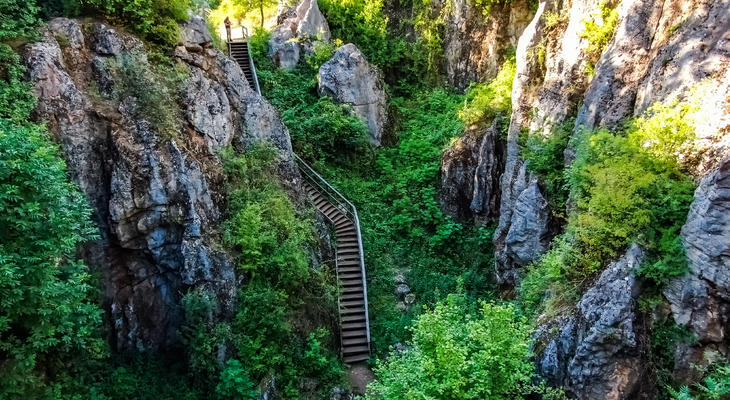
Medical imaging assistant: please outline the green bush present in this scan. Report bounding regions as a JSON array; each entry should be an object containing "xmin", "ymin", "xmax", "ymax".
[
  {"xmin": 319, "ymin": 0, "xmax": 432, "ymax": 89},
  {"xmin": 254, "ymin": 50, "xmax": 371, "ymax": 164},
  {"xmin": 221, "ymin": 144, "xmax": 345, "ymax": 399},
  {"xmin": 0, "ymin": 44, "xmax": 36, "ymax": 122},
  {"xmin": 581, "ymin": 1, "xmax": 619, "ymax": 75},
  {"xmin": 520, "ymin": 119, "xmax": 573, "ymax": 215},
  {"xmin": 81, "ymin": 0, "xmax": 191, "ymax": 46},
  {"xmin": 366, "ymin": 295, "xmax": 534, "ymax": 400},
  {"xmin": 111, "ymin": 52, "xmax": 188, "ymax": 138},
  {"xmin": 0, "ymin": 0, "xmax": 40, "ymax": 40},
  {"xmin": 0, "ymin": 119, "xmax": 104, "ymax": 398},
  {"xmin": 471, "ymin": 0, "xmax": 510, "ymax": 19},
  {"xmin": 669, "ymin": 364, "xmax": 730, "ymax": 400},
  {"xmin": 520, "ymin": 97, "xmax": 699, "ymax": 316},
  {"xmin": 216, "ymin": 360, "xmax": 258, "ymax": 400},
  {"xmin": 459, "ymin": 51, "xmax": 516, "ymax": 127}
]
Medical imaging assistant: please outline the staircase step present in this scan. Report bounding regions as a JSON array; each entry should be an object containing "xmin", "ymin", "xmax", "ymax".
[
  {"xmin": 337, "ymin": 271, "xmax": 362, "ymax": 279},
  {"xmin": 337, "ymin": 247, "xmax": 360, "ymax": 255},
  {"xmin": 340, "ymin": 292, "xmax": 364, "ymax": 301},
  {"xmin": 343, "ymin": 345, "xmax": 370, "ymax": 355},
  {"xmin": 342, "ymin": 322, "xmax": 366, "ymax": 332},
  {"xmin": 343, "ymin": 353, "xmax": 370, "ymax": 364},
  {"xmin": 340, "ymin": 279, "xmax": 363, "ymax": 287},
  {"xmin": 341, "ymin": 329, "xmax": 367, "ymax": 339},
  {"xmin": 340, "ymin": 299, "xmax": 365, "ymax": 308},
  {"xmin": 338, "ymin": 267, "xmax": 363, "ymax": 275},
  {"xmin": 341, "ymin": 314, "xmax": 366, "ymax": 324},
  {"xmin": 342, "ymin": 337, "xmax": 369, "ymax": 346},
  {"xmin": 340, "ymin": 307, "xmax": 366, "ymax": 315},
  {"xmin": 339, "ymin": 260, "xmax": 360, "ymax": 267}
]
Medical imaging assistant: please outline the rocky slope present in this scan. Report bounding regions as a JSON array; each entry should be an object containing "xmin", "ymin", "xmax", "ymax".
[
  {"xmin": 23, "ymin": 17, "xmax": 296, "ymax": 352},
  {"xmin": 440, "ymin": 0, "xmax": 730, "ymax": 397}
]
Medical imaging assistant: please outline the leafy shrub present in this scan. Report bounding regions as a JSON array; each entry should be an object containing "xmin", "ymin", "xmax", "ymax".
[
  {"xmin": 581, "ymin": 1, "xmax": 619, "ymax": 75},
  {"xmin": 0, "ymin": 119, "xmax": 104, "ymax": 398},
  {"xmin": 0, "ymin": 44, "xmax": 36, "ymax": 121},
  {"xmin": 669, "ymin": 364, "xmax": 730, "ymax": 400},
  {"xmin": 81, "ymin": 0, "xmax": 191, "ymax": 46},
  {"xmin": 254, "ymin": 49, "xmax": 371, "ymax": 164},
  {"xmin": 221, "ymin": 144, "xmax": 345, "ymax": 398},
  {"xmin": 471, "ymin": 0, "xmax": 511, "ymax": 19},
  {"xmin": 520, "ymin": 97, "xmax": 699, "ymax": 315},
  {"xmin": 222, "ymin": 145, "xmax": 313, "ymax": 283},
  {"xmin": 459, "ymin": 51, "xmax": 516, "ymax": 127},
  {"xmin": 568, "ymin": 116, "xmax": 695, "ymax": 278},
  {"xmin": 520, "ymin": 119, "xmax": 572, "ymax": 214},
  {"xmin": 216, "ymin": 360, "xmax": 258, "ymax": 400},
  {"xmin": 366, "ymin": 295, "xmax": 534, "ymax": 400},
  {"xmin": 111, "ymin": 52, "xmax": 188, "ymax": 138},
  {"xmin": 0, "ymin": 0, "xmax": 40, "ymax": 40},
  {"xmin": 319, "ymin": 0, "xmax": 431, "ymax": 89}
]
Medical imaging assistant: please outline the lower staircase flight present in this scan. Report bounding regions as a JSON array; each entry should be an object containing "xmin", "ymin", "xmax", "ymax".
[{"xmin": 229, "ymin": 37, "xmax": 372, "ymax": 365}]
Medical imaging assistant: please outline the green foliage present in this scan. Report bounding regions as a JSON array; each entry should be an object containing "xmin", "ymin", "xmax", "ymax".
[
  {"xmin": 0, "ymin": 119, "xmax": 104, "ymax": 398},
  {"xmin": 253, "ymin": 47, "xmax": 371, "ymax": 164},
  {"xmin": 0, "ymin": 44, "xmax": 36, "ymax": 121},
  {"xmin": 650, "ymin": 321, "xmax": 696, "ymax": 400},
  {"xmin": 581, "ymin": 1, "xmax": 619, "ymax": 75},
  {"xmin": 471, "ymin": 0, "xmax": 510, "ymax": 19},
  {"xmin": 81, "ymin": 0, "xmax": 191, "ymax": 46},
  {"xmin": 216, "ymin": 360, "xmax": 258, "ymax": 400},
  {"xmin": 568, "ymin": 110, "xmax": 695, "ymax": 278},
  {"xmin": 366, "ymin": 295, "xmax": 534, "ymax": 400},
  {"xmin": 221, "ymin": 144, "xmax": 345, "ymax": 399},
  {"xmin": 518, "ymin": 234, "xmax": 581, "ymax": 318},
  {"xmin": 520, "ymin": 119, "xmax": 572, "ymax": 214},
  {"xmin": 111, "ymin": 52, "xmax": 188, "ymax": 138},
  {"xmin": 319, "ymin": 0, "xmax": 433, "ymax": 89},
  {"xmin": 0, "ymin": 0, "xmax": 40, "ymax": 41},
  {"xmin": 669, "ymin": 365, "xmax": 730, "ymax": 400},
  {"xmin": 519, "ymin": 98, "xmax": 698, "ymax": 316},
  {"xmin": 459, "ymin": 50, "xmax": 516, "ymax": 127},
  {"xmin": 222, "ymin": 145, "xmax": 312, "ymax": 282}
]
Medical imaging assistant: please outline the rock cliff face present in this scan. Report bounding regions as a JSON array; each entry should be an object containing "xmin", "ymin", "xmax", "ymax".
[
  {"xmin": 439, "ymin": 121, "xmax": 504, "ymax": 224},
  {"xmin": 665, "ymin": 157, "xmax": 730, "ymax": 382},
  {"xmin": 494, "ymin": 0, "xmax": 730, "ymax": 286},
  {"xmin": 318, "ymin": 43, "xmax": 389, "ymax": 146},
  {"xmin": 443, "ymin": 0, "xmax": 533, "ymax": 90},
  {"xmin": 24, "ymin": 18, "xmax": 295, "ymax": 351},
  {"xmin": 269, "ymin": 0, "xmax": 331, "ymax": 69},
  {"xmin": 435, "ymin": 0, "xmax": 730, "ymax": 396},
  {"xmin": 535, "ymin": 245, "xmax": 648, "ymax": 400}
]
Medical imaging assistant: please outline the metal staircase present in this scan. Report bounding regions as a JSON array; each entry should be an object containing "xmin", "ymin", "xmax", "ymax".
[
  {"xmin": 228, "ymin": 38, "xmax": 371, "ymax": 365},
  {"xmin": 294, "ymin": 155, "xmax": 371, "ymax": 365},
  {"xmin": 228, "ymin": 40, "xmax": 261, "ymax": 94}
]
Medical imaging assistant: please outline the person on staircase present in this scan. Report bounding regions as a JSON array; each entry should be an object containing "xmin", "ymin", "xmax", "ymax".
[{"xmin": 224, "ymin": 17, "xmax": 232, "ymax": 43}]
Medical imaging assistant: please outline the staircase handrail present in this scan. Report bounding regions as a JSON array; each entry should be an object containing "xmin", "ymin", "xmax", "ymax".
[
  {"xmin": 246, "ymin": 40, "xmax": 262, "ymax": 95},
  {"xmin": 292, "ymin": 153, "xmax": 371, "ymax": 351}
]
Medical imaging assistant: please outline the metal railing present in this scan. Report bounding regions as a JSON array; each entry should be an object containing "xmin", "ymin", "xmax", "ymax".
[
  {"xmin": 293, "ymin": 154, "xmax": 372, "ymax": 353},
  {"xmin": 227, "ymin": 27, "xmax": 261, "ymax": 95},
  {"xmin": 228, "ymin": 34, "xmax": 370, "ymax": 354}
]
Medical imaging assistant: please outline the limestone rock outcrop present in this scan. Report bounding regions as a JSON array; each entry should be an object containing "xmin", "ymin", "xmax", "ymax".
[
  {"xmin": 535, "ymin": 245, "xmax": 648, "ymax": 400},
  {"xmin": 24, "ymin": 18, "xmax": 295, "ymax": 352},
  {"xmin": 444, "ymin": 0, "xmax": 533, "ymax": 90},
  {"xmin": 494, "ymin": 0, "xmax": 730, "ymax": 286},
  {"xmin": 664, "ymin": 157, "xmax": 730, "ymax": 382},
  {"xmin": 269, "ymin": 0, "xmax": 330, "ymax": 69},
  {"xmin": 439, "ymin": 121, "xmax": 504, "ymax": 224},
  {"xmin": 318, "ymin": 43, "xmax": 388, "ymax": 146}
]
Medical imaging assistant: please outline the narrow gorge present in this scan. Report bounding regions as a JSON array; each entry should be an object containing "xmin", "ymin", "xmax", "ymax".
[{"xmin": 0, "ymin": 0, "xmax": 728, "ymax": 399}]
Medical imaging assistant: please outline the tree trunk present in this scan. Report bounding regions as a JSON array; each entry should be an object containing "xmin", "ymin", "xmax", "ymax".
[{"xmin": 260, "ymin": 4, "xmax": 264, "ymax": 27}]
